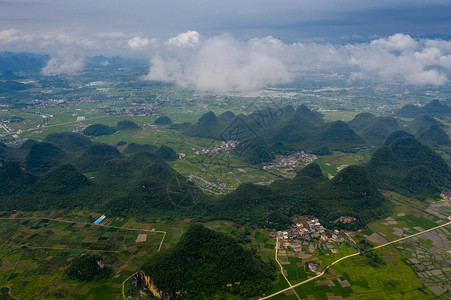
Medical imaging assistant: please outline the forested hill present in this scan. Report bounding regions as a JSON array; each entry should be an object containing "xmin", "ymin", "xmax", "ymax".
[
  {"xmin": 367, "ymin": 136, "xmax": 451, "ymax": 198},
  {"xmin": 180, "ymin": 105, "xmax": 365, "ymax": 163},
  {"xmin": 141, "ymin": 224, "xmax": 275, "ymax": 299},
  {"xmin": 0, "ymin": 132, "xmax": 197, "ymax": 215},
  {"xmin": 170, "ymin": 103, "xmax": 449, "ymax": 165},
  {"xmin": 347, "ymin": 112, "xmax": 450, "ymax": 148},
  {"xmin": 395, "ymin": 99, "xmax": 451, "ymax": 118},
  {"xmin": 207, "ymin": 163, "xmax": 391, "ymax": 229}
]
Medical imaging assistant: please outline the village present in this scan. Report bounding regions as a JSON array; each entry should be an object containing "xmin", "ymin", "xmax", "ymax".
[
  {"xmin": 270, "ymin": 216, "xmax": 345, "ymax": 252},
  {"xmin": 195, "ymin": 140, "xmax": 239, "ymax": 155},
  {"xmin": 440, "ymin": 189, "xmax": 451, "ymax": 201},
  {"xmin": 262, "ymin": 151, "xmax": 317, "ymax": 170}
]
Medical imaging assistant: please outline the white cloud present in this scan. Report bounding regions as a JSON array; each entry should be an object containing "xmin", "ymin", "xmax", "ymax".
[
  {"xmin": 144, "ymin": 32, "xmax": 451, "ymax": 91},
  {"xmin": 0, "ymin": 28, "xmax": 35, "ymax": 44},
  {"xmin": 166, "ymin": 31, "xmax": 201, "ymax": 49},
  {"xmin": 1, "ymin": 28, "xmax": 451, "ymax": 86},
  {"xmin": 370, "ymin": 33, "xmax": 419, "ymax": 52},
  {"xmin": 42, "ymin": 52, "xmax": 85, "ymax": 76},
  {"xmin": 346, "ymin": 34, "xmax": 451, "ymax": 86},
  {"xmin": 146, "ymin": 32, "xmax": 293, "ymax": 92},
  {"xmin": 128, "ymin": 36, "xmax": 149, "ymax": 49}
]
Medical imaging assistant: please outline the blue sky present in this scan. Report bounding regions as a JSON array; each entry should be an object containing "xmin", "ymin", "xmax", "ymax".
[
  {"xmin": 2, "ymin": 0, "xmax": 451, "ymax": 91},
  {"xmin": 1, "ymin": 0, "xmax": 451, "ymax": 47}
]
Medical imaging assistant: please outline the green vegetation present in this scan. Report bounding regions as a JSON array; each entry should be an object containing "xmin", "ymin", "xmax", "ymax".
[
  {"xmin": 182, "ymin": 105, "xmax": 366, "ymax": 164},
  {"xmin": 26, "ymin": 142, "xmax": 65, "ymax": 173},
  {"xmin": 1, "ymin": 59, "xmax": 450, "ymax": 300},
  {"xmin": 0, "ymin": 133, "xmax": 198, "ymax": 215},
  {"xmin": 156, "ymin": 144, "xmax": 178, "ymax": 161},
  {"xmin": 348, "ymin": 113, "xmax": 403, "ymax": 145},
  {"xmin": 207, "ymin": 164, "xmax": 391, "ymax": 229},
  {"xmin": 141, "ymin": 224, "xmax": 276, "ymax": 299},
  {"xmin": 417, "ymin": 124, "xmax": 450, "ymax": 147},
  {"xmin": 396, "ymin": 99, "xmax": 451, "ymax": 118},
  {"xmin": 154, "ymin": 116, "xmax": 173, "ymax": 125},
  {"xmin": 116, "ymin": 120, "xmax": 140, "ymax": 130},
  {"xmin": 0, "ymin": 214, "xmax": 163, "ymax": 299},
  {"xmin": 64, "ymin": 254, "xmax": 113, "ymax": 281},
  {"xmin": 83, "ymin": 123, "xmax": 116, "ymax": 136},
  {"xmin": 367, "ymin": 136, "xmax": 450, "ymax": 198}
]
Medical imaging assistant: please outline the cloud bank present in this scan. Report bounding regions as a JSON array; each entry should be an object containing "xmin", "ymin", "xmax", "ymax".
[
  {"xmin": 144, "ymin": 32, "xmax": 451, "ymax": 92},
  {"xmin": 145, "ymin": 34, "xmax": 293, "ymax": 92},
  {"xmin": 1, "ymin": 28, "xmax": 451, "ymax": 87},
  {"xmin": 42, "ymin": 52, "xmax": 85, "ymax": 76}
]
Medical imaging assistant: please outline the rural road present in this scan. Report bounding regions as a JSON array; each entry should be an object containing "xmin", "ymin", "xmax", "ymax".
[
  {"xmin": 260, "ymin": 221, "xmax": 451, "ymax": 299},
  {"xmin": 274, "ymin": 237, "xmax": 301, "ymax": 300}
]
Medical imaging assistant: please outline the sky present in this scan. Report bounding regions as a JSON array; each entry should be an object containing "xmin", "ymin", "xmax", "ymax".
[{"xmin": 1, "ymin": 0, "xmax": 451, "ymax": 91}]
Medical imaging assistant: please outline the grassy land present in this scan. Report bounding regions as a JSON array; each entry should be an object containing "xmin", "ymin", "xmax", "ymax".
[
  {"xmin": 328, "ymin": 246, "xmax": 435, "ymax": 299},
  {"xmin": 313, "ymin": 150, "xmax": 375, "ymax": 177},
  {"xmin": 366, "ymin": 191, "xmax": 442, "ymax": 242},
  {"xmin": 0, "ymin": 211, "xmax": 165, "ymax": 299}
]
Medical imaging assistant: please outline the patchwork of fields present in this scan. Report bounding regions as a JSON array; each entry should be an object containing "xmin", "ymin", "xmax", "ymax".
[{"xmin": 0, "ymin": 214, "xmax": 164, "ymax": 299}]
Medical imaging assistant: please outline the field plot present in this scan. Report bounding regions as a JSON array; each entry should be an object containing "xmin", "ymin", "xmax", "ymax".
[
  {"xmin": 366, "ymin": 191, "xmax": 445, "ymax": 243},
  {"xmin": 314, "ymin": 150, "xmax": 374, "ymax": 178},
  {"xmin": 324, "ymin": 246, "xmax": 436, "ymax": 299},
  {"xmin": 396, "ymin": 226, "xmax": 451, "ymax": 297},
  {"xmin": 0, "ymin": 217, "xmax": 163, "ymax": 299}
]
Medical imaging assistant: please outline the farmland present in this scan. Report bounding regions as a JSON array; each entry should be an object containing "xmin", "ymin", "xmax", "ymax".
[{"xmin": 0, "ymin": 211, "xmax": 165, "ymax": 299}]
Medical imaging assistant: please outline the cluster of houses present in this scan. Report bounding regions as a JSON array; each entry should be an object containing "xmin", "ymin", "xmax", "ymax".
[
  {"xmin": 0, "ymin": 121, "xmax": 12, "ymax": 138},
  {"xmin": 195, "ymin": 140, "xmax": 239, "ymax": 155},
  {"xmin": 440, "ymin": 189, "xmax": 451, "ymax": 201},
  {"xmin": 262, "ymin": 151, "xmax": 317, "ymax": 170},
  {"xmin": 93, "ymin": 103, "xmax": 154, "ymax": 116},
  {"xmin": 20, "ymin": 97, "xmax": 94, "ymax": 111},
  {"xmin": 270, "ymin": 216, "xmax": 344, "ymax": 251}
]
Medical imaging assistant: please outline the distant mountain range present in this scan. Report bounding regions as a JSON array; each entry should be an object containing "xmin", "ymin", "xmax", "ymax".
[
  {"xmin": 395, "ymin": 99, "xmax": 451, "ymax": 118},
  {"xmin": 1, "ymin": 127, "xmax": 449, "ymax": 229},
  {"xmin": 0, "ymin": 52, "xmax": 49, "ymax": 72},
  {"xmin": 170, "ymin": 100, "xmax": 449, "ymax": 164},
  {"xmin": 348, "ymin": 111, "xmax": 450, "ymax": 147}
]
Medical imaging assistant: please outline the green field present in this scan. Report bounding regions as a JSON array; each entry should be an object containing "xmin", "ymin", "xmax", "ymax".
[
  {"xmin": 367, "ymin": 191, "xmax": 443, "ymax": 241},
  {"xmin": 0, "ymin": 214, "xmax": 165, "ymax": 299}
]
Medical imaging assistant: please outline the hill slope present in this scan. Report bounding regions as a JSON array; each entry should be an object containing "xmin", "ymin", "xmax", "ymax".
[
  {"xmin": 184, "ymin": 105, "xmax": 365, "ymax": 164},
  {"xmin": 367, "ymin": 136, "xmax": 450, "ymax": 197},
  {"xmin": 209, "ymin": 163, "xmax": 390, "ymax": 229},
  {"xmin": 141, "ymin": 224, "xmax": 275, "ymax": 299},
  {"xmin": 396, "ymin": 100, "xmax": 451, "ymax": 118}
]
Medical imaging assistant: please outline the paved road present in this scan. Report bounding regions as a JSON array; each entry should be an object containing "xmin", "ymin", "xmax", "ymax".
[
  {"xmin": 371, "ymin": 221, "xmax": 451, "ymax": 250},
  {"xmin": 20, "ymin": 115, "xmax": 110, "ymax": 132},
  {"xmin": 260, "ymin": 221, "xmax": 451, "ymax": 299}
]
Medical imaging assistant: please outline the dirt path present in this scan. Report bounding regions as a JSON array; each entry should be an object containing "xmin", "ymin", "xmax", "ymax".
[
  {"xmin": 274, "ymin": 237, "xmax": 301, "ymax": 300},
  {"xmin": 260, "ymin": 221, "xmax": 451, "ymax": 299},
  {"xmin": 0, "ymin": 216, "xmax": 167, "ymax": 300}
]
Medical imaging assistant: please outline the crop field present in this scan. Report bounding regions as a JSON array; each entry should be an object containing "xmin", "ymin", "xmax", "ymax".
[
  {"xmin": 321, "ymin": 110, "xmax": 360, "ymax": 122},
  {"xmin": 366, "ymin": 191, "xmax": 444, "ymax": 242},
  {"xmin": 0, "ymin": 214, "xmax": 164, "ymax": 299},
  {"xmin": 329, "ymin": 246, "xmax": 435, "ymax": 299},
  {"xmin": 314, "ymin": 150, "xmax": 375, "ymax": 178},
  {"xmin": 263, "ymin": 244, "xmax": 436, "ymax": 299}
]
